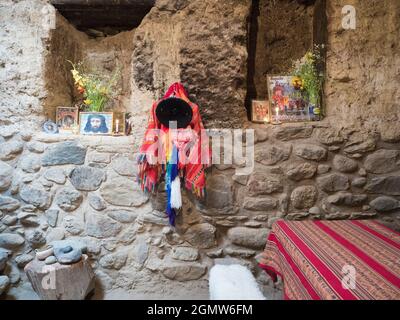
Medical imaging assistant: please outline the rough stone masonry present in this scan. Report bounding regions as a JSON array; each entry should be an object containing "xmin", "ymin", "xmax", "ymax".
[{"xmin": 0, "ymin": 0, "xmax": 399, "ymax": 299}]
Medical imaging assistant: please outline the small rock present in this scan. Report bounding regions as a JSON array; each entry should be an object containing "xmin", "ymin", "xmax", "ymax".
[
  {"xmin": 285, "ymin": 162, "xmax": 317, "ymax": 181},
  {"xmin": 333, "ymin": 155, "xmax": 358, "ymax": 173},
  {"xmin": 0, "ymin": 196, "xmax": 20, "ymax": 212},
  {"xmin": 274, "ymin": 126, "xmax": 313, "ymax": 141},
  {"xmin": 69, "ymin": 166, "xmax": 106, "ymax": 191},
  {"xmin": 317, "ymin": 164, "xmax": 331, "ymax": 174},
  {"xmin": 131, "ymin": 237, "xmax": 149, "ymax": 268},
  {"xmin": 42, "ymin": 141, "xmax": 87, "ymax": 166},
  {"xmin": 20, "ymin": 184, "xmax": 52, "ymax": 210},
  {"xmin": 328, "ymin": 146, "xmax": 341, "ymax": 152},
  {"xmin": 63, "ymin": 216, "xmax": 84, "ymax": 235},
  {"xmin": 17, "ymin": 212, "xmax": 39, "ymax": 226},
  {"xmin": 26, "ymin": 229, "xmax": 46, "ymax": 249},
  {"xmin": 255, "ymin": 144, "xmax": 292, "ymax": 166},
  {"xmin": 291, "ymin": 186, "xmax": 318, "ymax": 209},
  {"xmin": 86, "ymin": 213, "xmax": 122, "ymax": 239},
  {"xmin": 327, "ymin": 192, "xmax": 368, "ymax": 207},
  {"xmin": 286, "ymin": 212, "xmax": 310, "ymax": 220},
  {"xmin": 99, "ymin": 252, "xmax": 127, "ymax": 270},
  {"xmin": 364, "ymin": 150, "xmax": 400, "ymax": 174},
  {"xmin": 46, "ymin": 227, "xmax": 65, "ymax": 242},
  {"xmin": 100, "ymin": 175, "xmax": 149, "ymax": 207},
  {"xmin": 223, "ymin": 247, "xmax": 256, "ymax": 258},
  {"xmin": 227, "ymin": 227, "xmax": 269, "ymax": 249},
  {"xmin": 358, "ymin": 168, "xmax": 367, "ymax": 177},
  {"xmin": 206, "ymin": 249, "xmax": 223, "ymax": 258},
  {"xmin": 44, "ymin": 168, "xmax": 66, "ymax": 184},
  {"xmin": 44, "ymin": 255, "xmax": 57, "ymax": 265},
  {"xmin": 55, "ymin": 187, "xmax": 82, "ymax": 212},
  {"xmin": 244, "ymin": 221, "xmax": 262, "ymax": 228},
  {"xmin": 15, "ymin": 254, "xmax": 34, "ymax": 268},
  {"xmin": 232, "ymin": 174, "xmax": 249, "ymax": 186},
  {"xmin": 314, "ymin": 128, "xmax": 344, "ymax": 145},
  {"xmin": 309, "ymin": 206, "xmax": 321, "ymax": 215},
  {"xmin": 352, "ymin": 177, "xmax": 367, "ymax": 188},
  {"xmin": 295, "ymin": 144, "xmax": 327, "ymax": 162},
  {"xmin": 0, "ymin": 141, "xmax": 24, "ymax": 161},
  {"xmin": 161, "ymin": 263, "xmax": 207, "ymax": 282},
  {"xmin": 26, "ymin": 141, "xmax": 45, "ymax": 153},
  {"xmin": 44, "ymin": 209, "xmax": 59, "ymax": 227},
  {"xmin": 0, "ymin": 249, "xmax": 9, "ymax": 271},
  {"xmin": 365, "ymin": 176, "xmax": 400, "ymax": 195},
  {"xmin": 0, "ymin": 275, "xmax": 10, "ymax": 295},
  {"xmin": 243, "ymin": 197, "xmax": 277, "ymax": 211},
  {"xmin": 88, "ymin": 152, "xmax": 111, "ymax": 164},
  {"xmin": 88, "ymin": 194, "xmax": 107, "ymax": 211},
  {"xmin": 0, "ymin": 233, "xmax": 25, "ymax": 249},
  {"xmin": 0, "ymin": 161, "xmax": 13, "ymax": 191},
  {"xmin": 370, "ymin": 196, "xmax": 400, "ymax": 212},
  {"xmin": 248, "ymin": 173, "xmax": 282, "ymax": 195},
  {"xmin": 107, "ymin": 210, "xmax": 138, "ymax": 223},
  {"xmin": 172, "ymin": 247, "xmax": 199, "ymax": 262},
  {"xmin": 2, "ymin": 215, "xmax": 17, "ymax": 226},
  {"xmin": 184, "ymin": 223, "xmax": 217, "ymax": 249},
  {"xmin": 20, "ymin": 155, "xmax": 41, "ymax": 173},
  {"xmin": 344, "ymin": 136, "xmax": 376, "ymax": 155},
  {"xmin": 111, "ymin": 156, "xmax": 137, "ymax": 177},
  {"xmin": 317, "ymin": 174, "xmax": 350, "ymax": 193}
]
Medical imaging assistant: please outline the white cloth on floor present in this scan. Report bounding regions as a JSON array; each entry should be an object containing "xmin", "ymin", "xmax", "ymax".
[{"xmin": 209, "ymin": 264, "xmax": 266, "ymax": 300}]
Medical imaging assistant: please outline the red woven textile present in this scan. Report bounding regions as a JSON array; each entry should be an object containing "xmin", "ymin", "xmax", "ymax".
[{"xmin": 257, "ymin": 220, "xmax": 400, "ymax": 300}]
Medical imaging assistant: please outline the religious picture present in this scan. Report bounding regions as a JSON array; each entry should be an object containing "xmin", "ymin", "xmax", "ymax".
[
  {"xmin": 79, "ymin": 112, "xmax": 113, "ymax": 135},
  {"xmin": 267, "ymin": 75, "xmax": 310, "ymax": 122},
  {"xmin": 251, "ymin": 100, "xmax": 270, "ymax": 123},
  {"xmin": 56, "ymin": 106, "xmax": 78, "ymax": 133}
]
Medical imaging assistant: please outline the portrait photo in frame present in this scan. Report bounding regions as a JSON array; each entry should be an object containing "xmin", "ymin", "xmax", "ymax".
[
  {"xmin": 56, "ymin": 106, "xmax": 79, "ymax": 134},
  {"xmin": 251, "ymin": 100, "xmax": 270, "ymax": 123},
  {"xmin": 79, "ymin": 112, "xmax": 114, "ymax": 136}
]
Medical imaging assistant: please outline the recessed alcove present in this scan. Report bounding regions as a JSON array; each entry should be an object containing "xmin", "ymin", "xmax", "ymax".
[
  {"xmin": 43, "ymin": 1, "xmax": 156, "ymax": 122},
  {"xmin": 50, "ymin": 0, "xmax": 156, "ymax": 37},
  {"xmin": 245, "ymin": 0, "xmax": 327, "ymax": 118}
]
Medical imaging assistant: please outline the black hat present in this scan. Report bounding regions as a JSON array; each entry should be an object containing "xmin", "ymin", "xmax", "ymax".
[{"xmin": 155, "ymin": 97, "xmax": 193, "ymax": 129}]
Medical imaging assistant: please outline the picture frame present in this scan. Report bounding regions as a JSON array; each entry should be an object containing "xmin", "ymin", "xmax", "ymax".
[
  {"xmin": 251, "ymin": 100, "xmax": 270, "ymax": 123},
  {"xmin": 56, "ymin": 106, "xmax": 79, "ymax": 133},
  {"xmin": 112, "ymin": 112, "xmax": 126, "ymax": 136},
  {"xmin": 267, "ymin": 75, "xmax": 310, "ymax": 123},
  {"xmin": 79, "ymin": 112, "xmax": 114, "ymax": 136}
]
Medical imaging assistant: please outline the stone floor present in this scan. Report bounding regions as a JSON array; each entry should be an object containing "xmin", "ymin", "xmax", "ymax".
[{"xmin": 4, "ymin": 276, "xmax": 283, "ymax": 300}]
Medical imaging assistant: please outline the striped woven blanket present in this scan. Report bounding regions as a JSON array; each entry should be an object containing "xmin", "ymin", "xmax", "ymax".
[{"xmin": 257, "ymin": 220, "xmax": 400, "ymax": 300}]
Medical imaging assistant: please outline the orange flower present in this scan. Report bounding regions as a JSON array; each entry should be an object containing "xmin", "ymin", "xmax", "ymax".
[{"xmin": 77, "ymin": 86, "xmax": 85, "ymax": 94}]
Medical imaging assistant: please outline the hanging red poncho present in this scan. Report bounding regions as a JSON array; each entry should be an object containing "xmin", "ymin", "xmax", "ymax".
[{"xmin": 137, "ymin": 83, "xmax": 210, "ymax": 225}]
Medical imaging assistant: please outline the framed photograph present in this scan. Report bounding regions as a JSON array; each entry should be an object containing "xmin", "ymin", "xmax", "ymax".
[
  {"xmin": 251, "ymin": 100, "xmax": 270, "ymax": 123},
  {"xmin": 56, "ymin": 106, "xmax": 78, "ymax": 133},
  {"xmin": 112, "ymin": 112, "xmax": 126, "ymax": 136},
  {"xmin": 267, "ymin": 75, "xmax": 310, "ymax": 123},
  {"xmin": 79, "ymin": 112, "xmax": 114, "ymax": 135}
]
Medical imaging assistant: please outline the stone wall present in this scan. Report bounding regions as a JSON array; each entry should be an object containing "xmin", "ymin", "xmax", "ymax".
[
  {"xmin": 324, "ymin": 0, "xmax": 400, "ymax": 135},
  {"xmin": 0, "ymin": 131, "xmax": 282, "ymax": 299},
  {"xmin": 0, "ymin": 0, "xmax": 51, "ymax": 131},
  {"xmin": 1, "ymin": 0, "xmax": 400, "ymax": 299}
]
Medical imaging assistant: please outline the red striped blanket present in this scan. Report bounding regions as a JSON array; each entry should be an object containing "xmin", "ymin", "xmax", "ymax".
[{"xmin": 257, "ymin": 220, "xmax": 400, "ymax": 300}]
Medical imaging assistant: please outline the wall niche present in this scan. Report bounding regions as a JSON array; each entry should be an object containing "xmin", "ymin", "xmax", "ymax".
[
  {"xmin": 42, "ymin": 1, "xmax": 157, "ymax": 123},
  {"xmin": 246, "ymin": 0, "xmax": 327, "ymax": 117}
]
